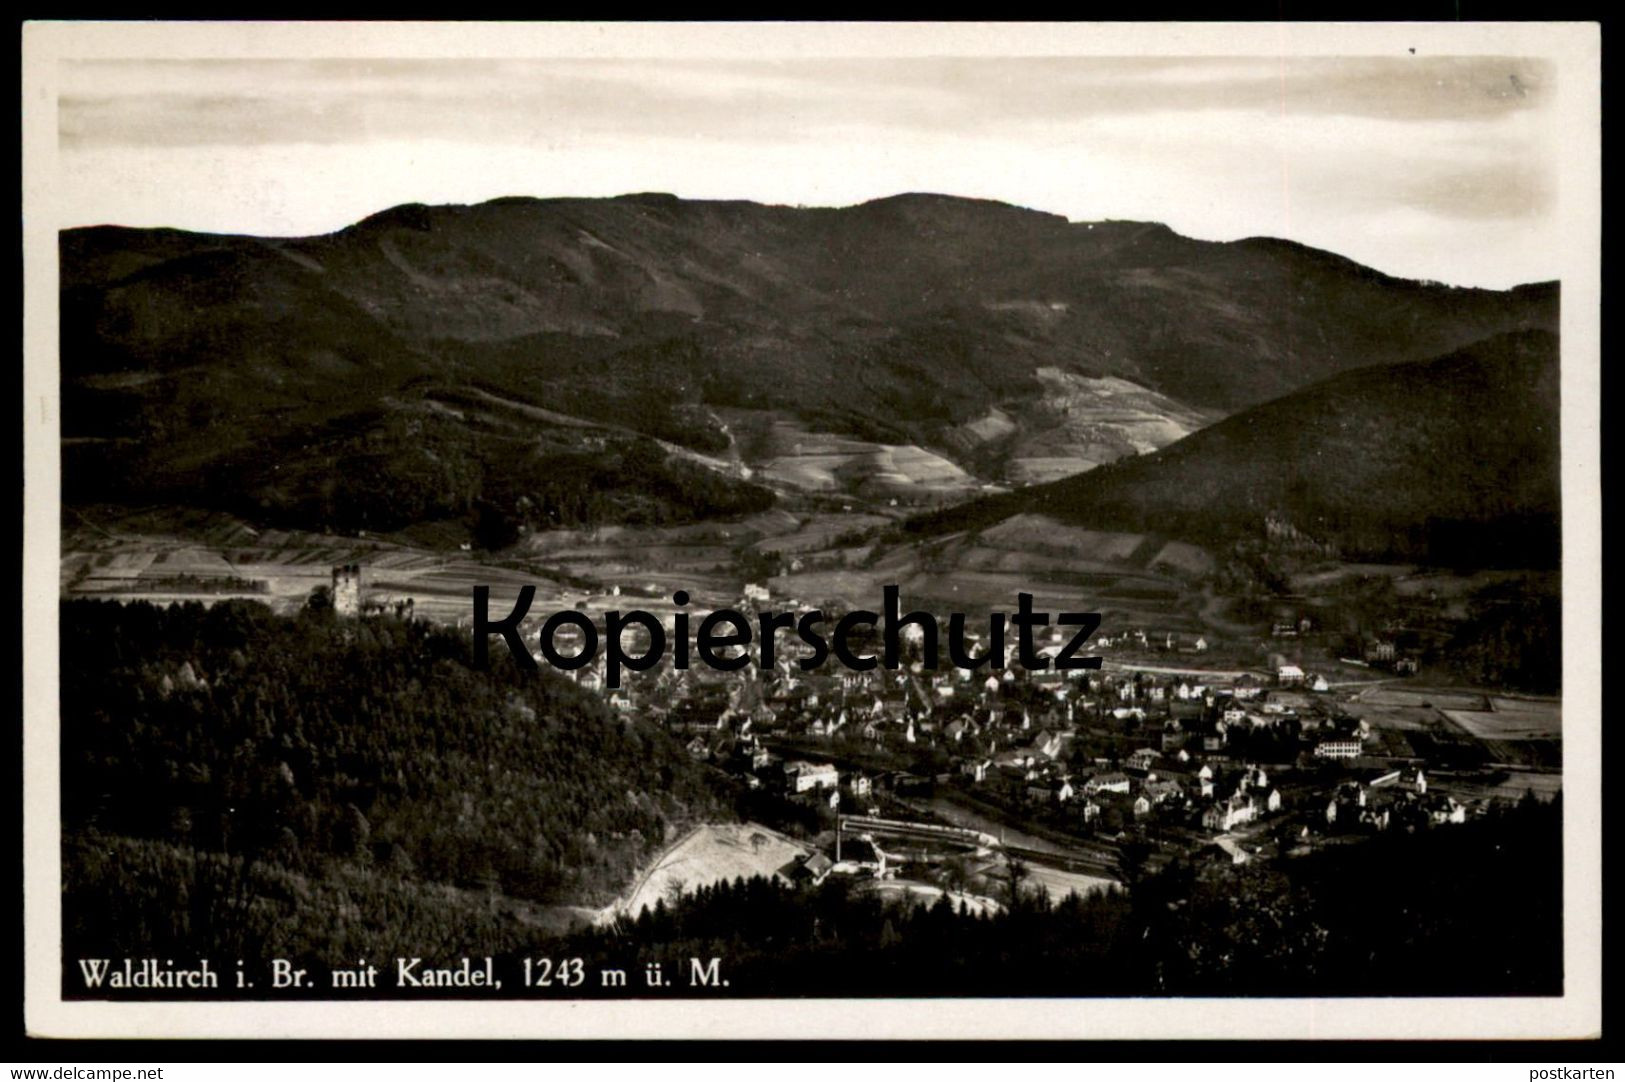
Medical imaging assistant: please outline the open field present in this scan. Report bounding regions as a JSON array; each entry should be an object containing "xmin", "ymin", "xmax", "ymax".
[
  {"xmin": 995, "ymin": 369, "xmax": 1216, "ymax": 486},
  {"xmin": 1441, "ymin": 702, "xmax": 1562, "ymax": 741},
  {"xmin": 863, "ymin": 880, "xmax": 1004, "ymax": 917},
  {"xmin": 613, "ymin": 823, "xmax": 813, "ymax": 920},
  {"xmin": 1353, "ymin": 686, "xmax": 1561, "ymax": 744},
  {"xmin": 62, "ymin": 527, "xmax": 589, "ymax": 626},
  {"xmin": 979, "ymin": 515, "xmax": 1150, "ymax": 563},
  {"xmin": 1020, "ymin": 862, "xmax": 1119, "ymax": 902},
  {"xmin": 64, "ymin": 499, "xmax": 1230, "ymax": 649},
  {"xmin": 768, "ymin": 512, "xmax": 1217, "ymax": 635},
  {"xmin": 725, "ymin": 411, "xmax": 989, "ymax": 505},
  {"xmin": 523, "ymin": 521, "xmax": 743, "ymax": 581},
  {"xmin": 1357, "ymin": 688, "xmax": 1493, "ymax": 712},
  {"xmin": 1430, "ymin": 768, "xmax": 1563, "ymax": 804},
  {"xmin": 1339, "ymin": 683, "xmax": 1562, "ymax": 771},
  {"xmin": 751, "ymin": 512, "xmax": 892, "ymax": 555},
  {"xmin": 1338, "ymin": 701, "xmax": 1443, "ymax": 733}
]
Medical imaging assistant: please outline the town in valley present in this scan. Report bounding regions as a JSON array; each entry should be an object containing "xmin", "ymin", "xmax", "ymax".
[
  {"xmin": 55, "ymin": 187, "xmax": 1566, "ymax": 996},
  {"xmin": 62, "ymin": 517, "xmax": 1562, "ymax": 923}
]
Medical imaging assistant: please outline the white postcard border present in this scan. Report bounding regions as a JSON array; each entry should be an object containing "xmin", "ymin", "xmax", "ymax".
[{"xmin": 22, "ymin": 19, "xmax": 1603, "ymax": 1041}]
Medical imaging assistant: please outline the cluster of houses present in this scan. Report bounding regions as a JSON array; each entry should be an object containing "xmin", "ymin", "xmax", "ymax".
[
  {"xmin": 969, "ymin": 729, "xmax": 1294, "ymax": 837},
  {"xmin": 1361, "ymin": 637, "xmax": 1422, "ymax": 675},
  {"xmin": 564, "ymin": 618, "xmax": 1458, "ymax": 837},
  {"xmin": 1322, "ymin": 768, "xmax": 1473, "ymax": 832},
  {"xmin": 652, "ymin": 653, "xmax": 1370, "ymax": 837},
  {"xmin": 493, "ymin": 584, "xmax": 1477, "ymax": 863}
]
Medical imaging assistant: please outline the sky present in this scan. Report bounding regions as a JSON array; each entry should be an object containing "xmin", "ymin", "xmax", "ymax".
[{"xmin": 57, "ymin": 53, "xmax": 1561, "ymax": 289}]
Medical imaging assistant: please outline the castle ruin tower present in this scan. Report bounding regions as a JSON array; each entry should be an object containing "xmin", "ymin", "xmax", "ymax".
[{"xmin": 332, "ymin": 564, "xmax": 361, "ymax": 617}]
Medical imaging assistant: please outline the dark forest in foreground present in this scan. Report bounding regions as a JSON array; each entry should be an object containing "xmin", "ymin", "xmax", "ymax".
[
  {"xmin": 553, "ymin": 797, "xmax": 1561, "ymax": 998},
  {"xmin": 61, "ymin": 600, "xmax": 1560, "ymax": 997}
]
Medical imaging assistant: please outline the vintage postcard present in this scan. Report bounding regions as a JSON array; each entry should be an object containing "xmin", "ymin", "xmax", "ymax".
[{"xmin": 22, "ymin": 21, "xmax": 1602, "ymax": 1040}]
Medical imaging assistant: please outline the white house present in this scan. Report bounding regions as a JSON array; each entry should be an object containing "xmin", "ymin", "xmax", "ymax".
[
  {"xmin": 1085, "ymin": 772, "xmax": 1131, "ymax": 795},
  {"xmin": 1028, "ymin": 777, "xmax": 1075, "ymax": 804},
  {"xmin": 1127, "ymin": 748, "xmax": 1162, "ymax": 771},
  {"xmin": 785, "ymin": 761, "xmax": 840, "ymax": 793},
  {"xmin": 1031, "ymin": 730, "xmax": 1065, "ymax": 760},
  {"xmin": 1143, "ymin": 778, "xmax": 1183, "ymax": 805},
  {"xmin": 1203, "ymin": 794, "xmax": 1257, "ymax": 832}
]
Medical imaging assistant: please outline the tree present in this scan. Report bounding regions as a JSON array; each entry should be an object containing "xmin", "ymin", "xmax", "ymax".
[
  {"xmin": 335, "ymin": 803, "xmax": 371, "ymax": 860},
  {"xmin": 473, "ymin": 501, "xmax": 520, "ymax": 551},
  {"xmin": 1002, "ymin": 853, "xmax": 1029, "ymax": 906},
  {"xmin": 1117, "ymin": 838, "xmax": 1154, "ymax": 887}
]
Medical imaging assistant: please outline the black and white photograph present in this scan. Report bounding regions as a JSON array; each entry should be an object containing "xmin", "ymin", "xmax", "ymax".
[{"xmin": 21, "ymin": 20, "xmax": 1602, "ymax": 1042}]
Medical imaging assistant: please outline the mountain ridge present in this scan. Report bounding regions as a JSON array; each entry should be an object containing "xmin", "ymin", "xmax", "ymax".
[{"xmin": 60, "ymin": 192, "xmax": 1559, "ymax": 542}]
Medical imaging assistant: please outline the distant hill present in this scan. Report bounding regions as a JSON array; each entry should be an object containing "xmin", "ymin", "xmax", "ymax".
[
  {"xmin": 906, "ymin": 329, "xmax": 1561, "ymax": 568},
  {"xmin": 60, "ymin": 193, "xmax": 1558, "ymax": 540}
]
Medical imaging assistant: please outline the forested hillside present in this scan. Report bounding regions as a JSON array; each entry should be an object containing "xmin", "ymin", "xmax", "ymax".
[
  {"xmin": 61, "ymin": 599, "xmax": 731, "ymax": 967},
  {"xmin": 907, "ymin": 329, "xmax": 1560, "ymax": 568}
]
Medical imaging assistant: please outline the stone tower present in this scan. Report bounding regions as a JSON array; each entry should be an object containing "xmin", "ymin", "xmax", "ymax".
[{"xmin": 332, "ymin": 564, "xmax": 361, "ymax": 617}]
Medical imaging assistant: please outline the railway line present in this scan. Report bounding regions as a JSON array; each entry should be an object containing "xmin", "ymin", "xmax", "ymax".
[{"xmin": 838, "ymin": 814, "xmax": 1120, "ymax": 879}]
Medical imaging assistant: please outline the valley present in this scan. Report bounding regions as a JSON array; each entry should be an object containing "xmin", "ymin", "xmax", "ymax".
[{"xmin": 54, "ymin": 193, "xmax": 1568, "ymax": 997}]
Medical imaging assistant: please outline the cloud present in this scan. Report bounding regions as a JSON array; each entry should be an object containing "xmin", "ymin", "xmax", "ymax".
[
  {"xmin": 55, "ymin": 55, "xmax": 1562, "ymax": 288},
  {"xmin": 60, "ymin": 56, "xmax": 1554, "ymax": 149}
]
